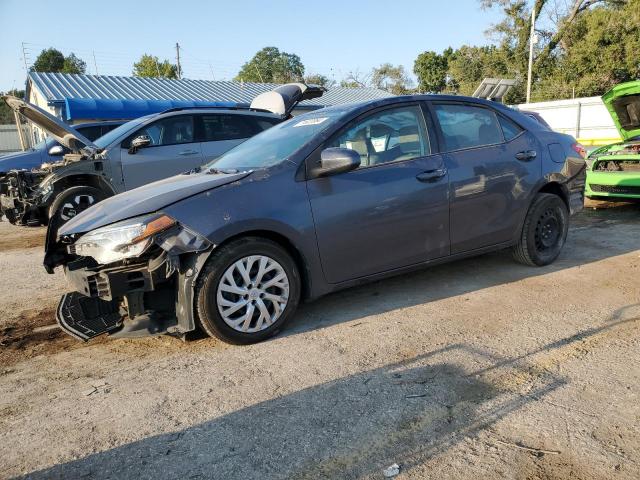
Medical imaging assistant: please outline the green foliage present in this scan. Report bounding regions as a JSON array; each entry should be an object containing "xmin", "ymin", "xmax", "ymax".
[
  {"xmin": 371, "ymin": 63, "xmax": 413, "ymax": 94},
  {"xmin": 413, "ymin": 50, "xmax": 449, "ymax": 93},
  {"xmin": 534, "ymin": 0, "xmax": 640, "ymax": 99},
  {"xmin": 132, "ymin": 54, "xmax": 178, "ymax": 79},
  {"xmin": 304, "ymin": 73, "xmax": 335, "ymax": 88},
  {"xmin": 31, "ymin": 48, "xmax": 86, "ymax": 74},
  {"xmin": 62, "ymin": 53, "xmax": 87, "ymax": 74},
  {"xmin": 235, "ymin": 47, "xmax": 304, "ymax": 83},
  {"xmin": 0, "ymin": 89, "xmax": 25, "ymax": 124},
  {"xmin": 413, "ymin": 0, "xmax": 639, "ymax": 102}
]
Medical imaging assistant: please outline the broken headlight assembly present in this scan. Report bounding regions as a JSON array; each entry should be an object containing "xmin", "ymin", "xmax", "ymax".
[{"xmin": 70, "ymin": 214, "xmax": 176, "ymax": 265}]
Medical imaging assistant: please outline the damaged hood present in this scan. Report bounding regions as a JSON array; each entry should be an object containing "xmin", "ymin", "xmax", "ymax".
[
  {"xmin": 250, "ymin": 83, "xmax": 325, "ymax": 117},
  {"xmin": 602, "ymin": 81, "xmax": 640, "ymax": 141},
  {"xmin": 2, "ymin": 96, "xmax": 96, "ymax": 152},
  {"xmin": 59, "ymin": 170, "xmax": 251, "ymax": 236}
]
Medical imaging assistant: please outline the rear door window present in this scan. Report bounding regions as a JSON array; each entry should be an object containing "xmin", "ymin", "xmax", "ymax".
[
  {"xmin": 199, "ymin": 114, "xmax": 257, "ymax": 142},
  {"xmin": 433, "ymin": 104, "xmax": 504, "ymax": 151}
]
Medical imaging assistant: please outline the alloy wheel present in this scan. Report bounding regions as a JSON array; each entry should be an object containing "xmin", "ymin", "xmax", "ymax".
[
  {"xmin": 216, "ymin": 255, "xmax": 290, "ymax": 333},
  {"xmin": 59, "ymin": 194, "xmax": 96, "ymax": 221}
]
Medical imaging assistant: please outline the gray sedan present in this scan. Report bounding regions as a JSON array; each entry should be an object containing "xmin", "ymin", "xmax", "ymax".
[{"xmin": 46, "ymin": 94, "xmax": 586, "ymax": 345}]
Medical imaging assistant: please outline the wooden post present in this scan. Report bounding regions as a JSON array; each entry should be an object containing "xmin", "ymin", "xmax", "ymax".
[{"xmin": 13, "ymin": 111, "xmax": 27, "ymax": 151}]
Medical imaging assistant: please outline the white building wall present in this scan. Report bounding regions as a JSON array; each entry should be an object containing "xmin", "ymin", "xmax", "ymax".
[{"xmin": 518, "ymin": 96, "xmax": 620, "ymax": 147}]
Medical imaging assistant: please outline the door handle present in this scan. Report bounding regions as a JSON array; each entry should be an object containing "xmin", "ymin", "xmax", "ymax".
[
  {"xmin": 416, "ymin": 168, "xmax": 447, "ymax": 182},
  {"xmin": 515, "ymin": 150, "xmax": 537, "ymax": 161},
  {"xmin": 179, "ymin": 149, "xmax": 198, "ymax": 156}
]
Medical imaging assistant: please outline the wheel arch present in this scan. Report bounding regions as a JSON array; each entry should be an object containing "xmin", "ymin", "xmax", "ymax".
[
  {"xmin": 210, "ymin": 229, "xmax": 313, "ymax": 300},
  {"xmin": 537, "ymin": 181, "xmax": 569, "ymax": 210},
  {"xmin": 50, "ymin": 174, "xmax": 116, "ymax": 197}
]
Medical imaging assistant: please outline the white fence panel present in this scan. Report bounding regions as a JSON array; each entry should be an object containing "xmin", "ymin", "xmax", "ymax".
[
  {"xmin": 518, "ymin": 97, "xmax": 620, "ymax": 147},
  {"xmin": 0, "ymin": 124, "xmax": 32, "ymax": 155}
]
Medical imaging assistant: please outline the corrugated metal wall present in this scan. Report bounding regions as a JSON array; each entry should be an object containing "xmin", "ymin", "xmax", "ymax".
[{"xmin": 0, "ymin": 124, "xmax": 32, "ymax": 155}]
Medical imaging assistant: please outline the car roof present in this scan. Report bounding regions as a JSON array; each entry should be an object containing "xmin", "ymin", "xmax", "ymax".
[
  {"xmin": 154, "ymin": 107, "xmax": 282, "ymax": 120},
  {"xmin": 306, "ymin": 94, "xmax": 545, "ymax": 133},
  {"xmin": 72, "ymin": 120, "xmax": 126, "ymax": 127},
  {"xmin": 316, "ymin": 94, "xmax": 513, "ymax": 115}
]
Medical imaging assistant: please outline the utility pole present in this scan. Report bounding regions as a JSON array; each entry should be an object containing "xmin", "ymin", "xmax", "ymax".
[
  {"xmin": 526, "ymin": 5, "xmax": 536, "ymax": 103},
  {"xmin": 175, "ymin": 42, "xmax": 182, "ymax": 79},
  {"xmin": 21, "ymin": 42, "xmax": 29, "ymax": 71},
  {"xmin": 92, "ymin": 51, "xmax": 99, "ymax": 75}
]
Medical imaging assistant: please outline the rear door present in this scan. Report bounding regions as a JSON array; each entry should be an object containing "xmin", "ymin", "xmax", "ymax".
[
  {"xmin": 307, "ymin": 103, "xmax": 450, "ymax": 284},
  {"xmin": 197, "ymin": 114, "xmax": 279, "ymax": 163},
  {"xmin": 431, "ymin": 102, "xmax": 540, "ymax": 254},
  {"xmin": 120, "ymin": 114, "xmax": 203, "ymax": 189}
]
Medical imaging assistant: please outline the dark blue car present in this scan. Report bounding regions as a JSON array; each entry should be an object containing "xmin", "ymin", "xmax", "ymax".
[{"xmin": 47, "ymin": 94, "xmax": 586, "ymax": 345}]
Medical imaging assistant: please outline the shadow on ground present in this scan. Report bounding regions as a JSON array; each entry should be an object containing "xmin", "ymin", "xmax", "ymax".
[{"xmin": 21, "ymin": 305, "xmax": 638, "ymax": 480}]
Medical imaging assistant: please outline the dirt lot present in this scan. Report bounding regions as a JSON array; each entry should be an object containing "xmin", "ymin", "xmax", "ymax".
[{"xmin": 0, "ymin": 204, "xmax": 639, "ymax": 480}]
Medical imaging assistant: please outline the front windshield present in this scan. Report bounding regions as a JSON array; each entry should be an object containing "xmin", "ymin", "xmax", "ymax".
[
  {"xmin": 208, "ymin": 111, "xmax": 343, "ymax": 171},
  {"xmin": 94, "ymin": 115, "xmax": 153, "ymax": 149}
]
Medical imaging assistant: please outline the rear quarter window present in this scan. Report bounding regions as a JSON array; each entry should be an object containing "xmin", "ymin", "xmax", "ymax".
[
  {"xmin": 498, "ymin": 115, "xmax": 524, "ymax": 141},
  {"xmin": 434, "ymin": 104, "xmax": 504, "ymax": 151}
]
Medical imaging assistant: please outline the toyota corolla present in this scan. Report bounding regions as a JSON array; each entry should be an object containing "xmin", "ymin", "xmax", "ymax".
[{"xmin": 45, "ymin": 95, "xmax": 586, "ymax": 345}]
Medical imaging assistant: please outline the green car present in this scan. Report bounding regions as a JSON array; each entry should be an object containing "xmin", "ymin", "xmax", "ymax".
[{"xmin": 585, "ymin": 80, "xmax": 640, "ymax": 200}]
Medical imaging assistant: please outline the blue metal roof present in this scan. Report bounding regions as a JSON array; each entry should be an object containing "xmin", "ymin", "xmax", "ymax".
[
  {"xmin": 63, "ymin": 98, "xmax": 238, "ymax": 121},
  {"xmin": 28, "ymin": 72, "xmax": 392, "ymax": 120}
]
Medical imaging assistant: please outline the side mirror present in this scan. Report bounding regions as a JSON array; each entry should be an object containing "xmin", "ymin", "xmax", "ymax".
[
  {"xmin": 315, "ymin": 147, "xmax": 361, "ymax": 177},
  {"xmin": 48, "ymin": 145, "xmax": 64, "ymax": 156},
  {"xmin": 128, "ymin": 134, "xmax": 151, "ymax": 154}
]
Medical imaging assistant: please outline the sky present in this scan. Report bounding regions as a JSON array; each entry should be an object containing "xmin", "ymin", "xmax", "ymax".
[{"xmin": 0, "ymin": 0, "xmax": 503, "ymax": 92}]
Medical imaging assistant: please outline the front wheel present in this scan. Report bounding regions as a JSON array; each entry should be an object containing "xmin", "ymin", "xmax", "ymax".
[
  {"xmin": 512, "ymin": 193, "xmax": 569, "ymax": 266},
  {"xmin": 196, "ymin": 237, "xmax": 301, "ymax": 345},
  {"xmin": 46, "ymin": 186, "xmax": 107, "ymax": 244}
]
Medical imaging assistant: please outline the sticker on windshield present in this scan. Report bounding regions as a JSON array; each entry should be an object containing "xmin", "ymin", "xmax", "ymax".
[{"xmin": 293, "ymin": 117, "xmax": 328, "ymax": 127}]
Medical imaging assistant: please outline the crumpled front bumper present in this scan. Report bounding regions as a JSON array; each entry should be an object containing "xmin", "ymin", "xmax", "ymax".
[
  {"xmin": 56, "ymin": 257, "xmax": 175, "ymax": 340},
  {"xmin": 54, "ymin": 223, "xmax": 214, "ymax": 341}
]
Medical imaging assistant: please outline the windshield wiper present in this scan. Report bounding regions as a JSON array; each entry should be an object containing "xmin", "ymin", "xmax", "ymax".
[{"xmin": 207, "ymin": 167, "xmax": 239, "ymax": 175}]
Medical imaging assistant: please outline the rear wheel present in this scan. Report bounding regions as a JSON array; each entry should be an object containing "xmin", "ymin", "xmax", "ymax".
[
  {"xmin": 512, "ymin": 193, "xmax": 569, "ymax": 266},
  {"xmin": 196, "ymin": 237, "xmax": 301, "ymax": 345}
]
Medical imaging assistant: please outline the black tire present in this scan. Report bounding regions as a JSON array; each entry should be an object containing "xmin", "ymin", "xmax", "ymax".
[
  {"xmin": 512, "ymin": 193, "xmax": 569, "ymax": 266},
  {"xmin": 46, "ymin": 186, "xmax": 107, "ymax": 243},
  {"xmin": 196, "ymin": 237, "xmax": 301, "ymax": 345}
]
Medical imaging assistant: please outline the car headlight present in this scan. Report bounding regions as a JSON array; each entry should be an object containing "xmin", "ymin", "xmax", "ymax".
[{"xmin": 71, "ymin": 213, "xmax": 176, "ymax": 265}]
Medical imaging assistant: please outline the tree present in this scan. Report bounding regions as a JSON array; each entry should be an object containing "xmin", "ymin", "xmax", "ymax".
[
  {"xmin": 235, "ymin": 47, "xmax": 305, "ymax": 83},
  {"xmin": 62, "ymin": 53, "xmax": 87, "ymax": 74},
  {"xmin": 533, "ymin": 0, "xmax": 639, "ymax": 99},
  {"xmin": 446, "ymin": 45, "xmax": 515, "ymax": 98},
  {"xmin": 340, "ymin": 70, "xmax": 371, "ymax": 88},
  {"xmin": 371, "ymin": 63, "xmax": 413, "ymax": 94},
  {"xmin": 414, "ymin": 50, "xmax": 450, "ymax": 93},
  {"xmin": 132, "ymin": 54, "xmax": 178, "ymax": 79},
  {"xmin": 304, "ymin": 73, "xmax": 335, "ymax": 88},
  {"xmin": 31, "ymin": 48, "xmax": 86, "ymax": 74}
]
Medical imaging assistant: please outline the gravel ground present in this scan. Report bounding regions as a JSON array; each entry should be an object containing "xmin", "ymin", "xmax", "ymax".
[{"xmin": 0, "ymin": 203, "xmax": 639, "ymax": 480}]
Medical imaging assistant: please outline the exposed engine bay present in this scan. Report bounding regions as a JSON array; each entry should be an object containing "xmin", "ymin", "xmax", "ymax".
[
  {"xmin": 0, "ymin": 152, "xmax": 95, "ymax": 225},
  {"xmin": 591, "ymin": 141, "xmax": 640, "ymax": 172}
]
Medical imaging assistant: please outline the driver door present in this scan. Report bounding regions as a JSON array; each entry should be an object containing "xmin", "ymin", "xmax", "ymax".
[
  {"xmin": 120, "ymin": 115, "xmax": 203, "ymax": 190},
  {"xmin": 306, "ymin": 104, "xmax": 450, "ymax": 284}
]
